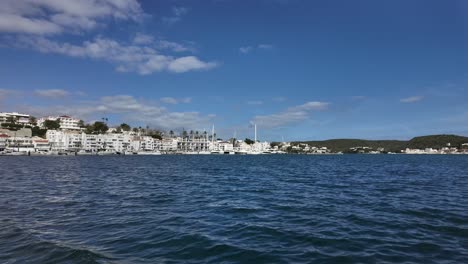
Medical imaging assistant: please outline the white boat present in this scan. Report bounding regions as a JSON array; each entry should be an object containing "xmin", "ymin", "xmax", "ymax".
[{"xmin": 136, "ymin": 151, "xmax": 162, "ymax": 155}]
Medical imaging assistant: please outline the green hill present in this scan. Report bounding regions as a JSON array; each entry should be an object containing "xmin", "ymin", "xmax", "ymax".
[
  {"xmin": 407, "ymin": 134, "xmax": 468, "ymax": 149},
  {"xmin": 294, "ymin": 139, "xmax": 407, "ymax": 153},
  {"xmin": 290, "ymin": 134, "xmax": 468, "ymax": 153}
]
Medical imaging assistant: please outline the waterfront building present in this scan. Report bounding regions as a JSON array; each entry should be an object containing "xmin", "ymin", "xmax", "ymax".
[
  {"xmin": 159, "ymin": 138, "xmax": 178, "ymax": 152},
  {"xmin": 5, "ymin": 136, "xmax": 34, "ymax": 152},
  {"xmin": 32, "ymin": 137, "xmax": 50, "ymax": 152},
  {"xmin": 0, "ymin": 133, "xmax": 8, "ymax": 151}
]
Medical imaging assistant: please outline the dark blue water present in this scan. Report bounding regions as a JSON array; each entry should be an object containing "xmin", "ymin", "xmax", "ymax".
[{"xmin": 1, "ymin": 155, "xmax": 467, "ymax": 263}]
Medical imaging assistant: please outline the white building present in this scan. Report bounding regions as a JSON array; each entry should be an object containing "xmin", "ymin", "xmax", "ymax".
[
  {"xmin": 5, "ymin": 136, "xmax": 34, "ymax": 152},
  {"xmin": 38, "ymin": 115, "xmax": 81, "ymax": 130},
  {"xmin": 32, "ymin": 137, "xmax": 50, "ymax": 152},
  {"xmin": 0, "ymin": 112, "xmax": 31, "ymax": 126}
]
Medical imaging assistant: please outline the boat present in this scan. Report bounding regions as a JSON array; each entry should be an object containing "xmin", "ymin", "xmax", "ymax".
[{"xmin": 136, "ymin": 151, "xmax": 162, "ymax": 155}]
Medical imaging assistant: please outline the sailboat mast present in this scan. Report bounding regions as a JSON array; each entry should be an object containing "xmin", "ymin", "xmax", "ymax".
[{"xmin": 254, "ymin": 124, "xmax": 257, "ymax": 142}]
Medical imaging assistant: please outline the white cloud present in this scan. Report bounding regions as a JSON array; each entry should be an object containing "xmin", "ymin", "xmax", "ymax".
[
  {"xmin": 133, "ymin": 33, "xmax": 154, "ymax": 45},
  {"xmin": 160, "ymin": 97, "xmax": 192, "ymax": 104},
  {"xmin": 0, "ymin": 14, "xmax": 62, "ymax": 34},
  {"xmin": 35, "ymin": 89, "xmax": 69, "ymax": 98},
  {"xmin": 15, "ymin": 36, "xmax": 217, "ymax": 74},
  {"xmin": 0, "ymin": 0, "xmax": 143, "ymax": 35},
  {"xmin": 168, "ymin": 56, "xmax": 217, "ymax": 73},
  {"xmin": 19, "ymin": 95, "xmax": 214, "ymax": 129},
  {"xmin": 400, "ymin": 96, "xmax": 423, "ymax": 103},
  {"xmin": 251, "ymin": 101, "xmax": 329, "ymax": 128},
  {"xmin": 156, "ymin": 40, "xmax": 193, "ymax": 52},
  {"xmin": 160, "ymin": 97, "xmax": 178, "ymax": 104},
  {"xmin": 247, "ymin": 100, "xmax": 263, "ymax": 105},
  {"xmin": 0, "ymin": 2, "xmax": 216, "ymax": 75}
]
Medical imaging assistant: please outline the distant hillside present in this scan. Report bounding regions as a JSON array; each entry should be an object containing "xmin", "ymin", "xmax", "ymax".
[
  {"xmin": 291, "ymin": 134, "xmax": 468, "ymax": 153},
  {"xmin": 407, "ymin": 134, "xmax": 468, "ymax": 149},
  {"xmin": 294, "ymin": 139, "xmax": 407, "ymax": 153}
]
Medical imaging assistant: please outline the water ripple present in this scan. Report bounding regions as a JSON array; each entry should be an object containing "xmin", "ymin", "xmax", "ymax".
[{"xmin": 1, "ymin": 155, "xmax": 468, "ymax": 263}]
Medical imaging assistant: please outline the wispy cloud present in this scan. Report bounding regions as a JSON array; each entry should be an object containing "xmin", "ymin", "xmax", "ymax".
[
  {"xmin": 272, "ymin": 96, "xmax": 287, "ymax": 102},
  {"xmin": 162, "ymin": 6, "xmax": 189, "ymax": 25},
  {"xmin": 239, "ymin": 46, "xmax": 253, "ymax": 54},
  {"xmin": 160, "ymin": 97, "xmax": 192, "ymax": 104},
  {"xmin": 239, "ymin": 44, "xmax": 274, "ymax": 54},
  {"xmin": 0, "ymin": 0, "xmax": 143, "ymax": 35},
  {"xmin": 247, "ymin": 100, "xmax": 263, "ymax": 105},
  {"xmin": 258, "ymin": 44, "xmax": 273, "ymax": 50},
  {"xmin": 14, "ymin": 36, "xmax": 217, "ymax": 74},
  {"xmin": 133, "ymin": 33, "xmax": 154, "ymax": 45},
  {"xmin": 251, "ymin": 101, "xmax": 329, "ymax": 128},
  {"xmin": 400, "ymin": 96, "xmax": 424, "ymax": 103},
  {"xmin": 35, "ymin": 89, "xmax": 69, "ymax": 98},
  {"xmin": 133, "ymin": 33, "xmax": 193, "ymax": 52}
]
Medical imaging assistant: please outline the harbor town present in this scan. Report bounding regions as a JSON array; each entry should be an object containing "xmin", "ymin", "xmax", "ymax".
[
  {"xmin": 0, "ymin": 112, "xmax": 281, "ymax": 155},
  {"xmin": 1, "ymin": 112, "xmax": 467, "ymax": 156}
]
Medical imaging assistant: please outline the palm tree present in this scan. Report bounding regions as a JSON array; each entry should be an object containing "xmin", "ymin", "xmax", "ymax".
[{"xmin": 169, "ymin": 130, "xmax": 174, "ymax": 138}]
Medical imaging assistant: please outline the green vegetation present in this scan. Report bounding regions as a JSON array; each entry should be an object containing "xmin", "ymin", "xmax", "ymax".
[
  {"xmin": 78, "ymin": 120, "xmax": 85, "ymax": 128},
  {"xmin": 293, "ymin": 139, "xmax": 407, "ymax": 153},
  {"xmin": 291, "ymin": 134, "xmax": 468, "ymax": 153},
  {"xmin": 85, "ymin": 121, "xmax": 109, "ymax": 134},
  {"xmin": 119, "ymin": 123, "xmax": 131, "ymax": 131},
  {"xmin": 43, "ymin": 119, "xmax": 61, "ymax": 130},
  {"xmin": 31, "ymin": 126, "xmax": 47, "ymax": 138},
  {"xmin": 244, "ymin": 138, "xmax": 255, "ymax": 145},
  {"xmin": 407, "ymin": 134, "xmax": 468, "ymax": 149}
]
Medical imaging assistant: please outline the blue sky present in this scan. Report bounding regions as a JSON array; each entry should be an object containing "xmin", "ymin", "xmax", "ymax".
[{"xmin": 0, "ymin": 0, "xmax": 467, "ymax": 141}]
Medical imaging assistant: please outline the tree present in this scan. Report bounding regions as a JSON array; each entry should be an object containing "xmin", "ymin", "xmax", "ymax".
[
  {"xmin": 92, "ymin": 121, "xmax": 108, "ymax": 134},
  {"xmin": 84, "ymin": 121, "xmax": 108, "ymax": 134},
  {"xmin": 244, "ymin": 138, "xmax": 255, "ymax": 145},
  {"xmin": 78, "ymin": 120, "xmax": 85, "ymax": 128},
  {"xmin": 29, "ymin": 116, "xmax": 37, "ymax": 126},
  {"xmin": 32, "ymin": 126, "xmax": 47, "ymax": 138},
  {"xmin": 44, "ymin": 119, "xmax": 61, "ymax": 130},
  {"xmin": 120, "ymin": 123, "xmax": 131, "ymax": 131},
  {"xmin": 169, "ymin": 130, "xmax": 174, "ymax": 138}
]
